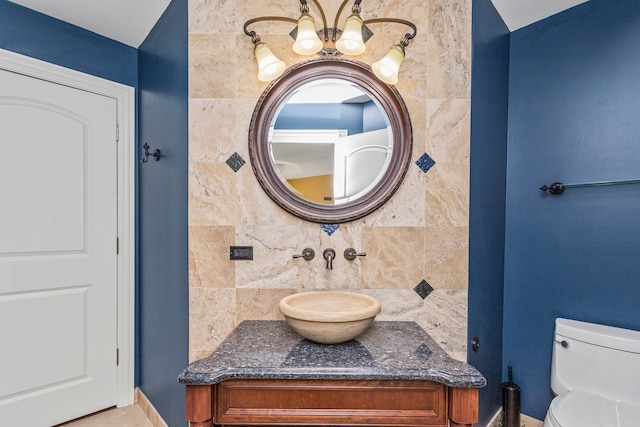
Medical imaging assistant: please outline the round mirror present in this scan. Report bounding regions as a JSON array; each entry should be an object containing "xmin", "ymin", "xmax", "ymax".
[{"xmin": 249, "ymin": 58, "xmax": 412, "ymax": 223}]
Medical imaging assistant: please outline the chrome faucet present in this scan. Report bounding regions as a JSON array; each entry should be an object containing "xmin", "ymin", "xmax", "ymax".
[{"xmin": 322, "ymin": 248, "xmax": 336, "ymax": 270}]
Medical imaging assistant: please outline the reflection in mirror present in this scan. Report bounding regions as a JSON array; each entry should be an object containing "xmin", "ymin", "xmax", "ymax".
[
  {"xmin": 269, "ymin": 79, "xmax": 393, "ymax": 205},
  {"xmin": 248, "ymin": 58, "xmax": 412, "ymax": 224}
]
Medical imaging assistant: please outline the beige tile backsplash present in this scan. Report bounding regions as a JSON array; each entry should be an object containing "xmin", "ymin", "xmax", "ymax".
[{"xmin": 188, "ymin": 0, "xmax": 472, "ymax": 362}]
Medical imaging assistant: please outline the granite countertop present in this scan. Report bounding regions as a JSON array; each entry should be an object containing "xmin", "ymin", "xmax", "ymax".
[{"xmin": 179, "ymin": 320, "xmax": 486, "ymax": 388}]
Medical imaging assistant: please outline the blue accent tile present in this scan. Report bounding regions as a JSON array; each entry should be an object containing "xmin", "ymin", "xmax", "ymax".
[
  {"xmin": 414, "ymin": 280, "xmax": 434, "ymax": 299},
  {"xmin": 416, "ymin": 153, "xmax": 436, "ymax": 174},
  {"xmin": 226, "ymin": 152, "xmax": 245, "ymax": 172},
  {"xmin": 320, "ymin": 224, "xmax": 339, "ymax": 236}
]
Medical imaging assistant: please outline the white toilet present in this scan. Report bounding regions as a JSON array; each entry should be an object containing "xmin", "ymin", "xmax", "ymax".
[{"xmin": 544, "ymin": 318, "xmax": 640, "ymax": 427}]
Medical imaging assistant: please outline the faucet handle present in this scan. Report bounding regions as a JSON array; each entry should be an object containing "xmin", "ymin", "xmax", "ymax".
[
  {"xmin": 344, "ymin": 248, "xmax": 366, "ymax": 261},
  {"xmin": 293, "ymin": 248, "xmax": 315, "ymax": 261}
]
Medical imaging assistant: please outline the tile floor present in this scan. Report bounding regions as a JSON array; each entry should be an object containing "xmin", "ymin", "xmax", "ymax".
[
  {"xmin": 57, "ymin": 402, "xmax": 545, "ymax": 427},
  {"xmin": 58, "ymin": 404, "xmax": 153, "ymax": 426},
  {"xmin": 487, "ymin": 412, "xmax": 544, "ymax": 427}
]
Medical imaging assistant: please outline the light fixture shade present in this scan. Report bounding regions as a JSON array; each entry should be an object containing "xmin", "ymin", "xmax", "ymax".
[
  {"xmin": 335, "ymin": 15, "xmax": 366, "ymax": 55},
  {"xmin": 293, "ymin": 15, "xmax": 323, "ymax": 55},
  {"xmin": 254, "ymin": 42, "xmax": 286, "ymax": 82},
  {"xmin": 371, "ymin": 45, "xmax": 405, "ymax": 85}
]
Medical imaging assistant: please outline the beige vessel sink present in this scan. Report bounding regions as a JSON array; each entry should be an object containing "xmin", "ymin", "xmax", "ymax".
[{"xmin": 279, "ymin": 291, "xmax": 381, "ymax": 344}]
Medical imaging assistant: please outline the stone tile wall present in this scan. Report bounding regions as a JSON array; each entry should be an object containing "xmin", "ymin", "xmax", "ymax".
[{"xmin": 188, "ymin": 0, "xmax": 471, "ymax": 362}]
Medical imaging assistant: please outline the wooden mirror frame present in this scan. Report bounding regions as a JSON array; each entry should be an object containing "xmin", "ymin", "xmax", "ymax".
[{"xmin": 249, "ymin": 57, "xmax": 413, "ymax": 223}]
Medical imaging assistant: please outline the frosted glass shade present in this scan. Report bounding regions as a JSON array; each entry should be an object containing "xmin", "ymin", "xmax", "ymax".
[
  {"xmin": 254, "ymin": 43, "xmax": 286, "ymax": 82},
  {"xmin": 372, "ymin": 45, "xmax": 405, "ymax": 85},
  {"xmin": 293, "ymin": 15, "xmax": 323, "ymax": 55},
  {"xmin": 335, "ymin": 15, "xmax": 366, "ymax": 55}
]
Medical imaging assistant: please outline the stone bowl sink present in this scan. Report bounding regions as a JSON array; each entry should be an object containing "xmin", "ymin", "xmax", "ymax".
[{"xmin": 279, "ymin": 291, "xmax": 381, "ymax": 344}]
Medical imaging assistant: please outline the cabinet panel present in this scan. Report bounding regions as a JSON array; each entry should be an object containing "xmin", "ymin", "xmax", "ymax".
[{"xmin": 214, "ymin": 379, "xmax": 447, "ymax": 426}]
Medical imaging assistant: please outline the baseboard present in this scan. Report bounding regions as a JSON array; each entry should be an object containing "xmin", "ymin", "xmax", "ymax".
[
  {"xmin": 135, "ymin": 388, "xmax": 169, "ymax": 427},
  {"xmin": 486, "ymin": 408, "xmax": 502, "ymax": 427},
  {"xmin": 484, "ymin": 409, "xmax": 544, "ymax": 427}
]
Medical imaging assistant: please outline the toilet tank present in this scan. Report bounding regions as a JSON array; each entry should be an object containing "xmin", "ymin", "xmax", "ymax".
[{"xmin": 550, "ymin": 318, "xmax": 640, "ymax": 404}]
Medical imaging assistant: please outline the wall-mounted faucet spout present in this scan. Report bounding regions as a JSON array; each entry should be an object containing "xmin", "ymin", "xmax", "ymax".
[{"xmin": 323, "ymin": 248, "xmax": 336, "ymax": 270}]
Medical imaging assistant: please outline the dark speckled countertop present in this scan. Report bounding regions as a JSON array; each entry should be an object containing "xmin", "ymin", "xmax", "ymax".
[{"xmin": 179, "ymin": 320, "xmax": 486, "ymax": 388}]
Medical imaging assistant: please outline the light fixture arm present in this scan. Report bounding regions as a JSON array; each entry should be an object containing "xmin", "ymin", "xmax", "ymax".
[
  {"xmin": 307, "ymin": 0, "xmax": 329, "ymax": 42},
  {"xmin": 243, "ymin": 16, "xmax": 299, "ymax": 43},
  {"xmin": 242, "ymin": 0, "xmax": 418, "ymax": 84},
  {"xmin": 333, "ymin": 0, "xmax": 362, "ymax": 42},
  {"xmin": 362, "ymin": 17, "xmax": 417, "ymax": 45},
  {"xmin": 243, "ymin": 2, "xmax": 416, "ymax": 49}
]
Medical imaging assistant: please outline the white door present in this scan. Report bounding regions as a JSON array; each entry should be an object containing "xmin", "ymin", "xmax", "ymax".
[
  {"xmin": 333, "ymin": 127, "xmax": 392, "ymax": 202},
  {"xmin": 0, "ymin": 68, "xmax": 118, "ymax": 426}
]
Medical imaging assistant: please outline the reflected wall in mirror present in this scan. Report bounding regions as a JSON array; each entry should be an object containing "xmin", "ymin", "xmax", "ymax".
[{"xmin": 249, "ymin": 58, "xmax": 412, "ymax": 223}]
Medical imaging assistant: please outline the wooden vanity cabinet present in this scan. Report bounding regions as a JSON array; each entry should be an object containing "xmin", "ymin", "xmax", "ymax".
[{"xmin": 186, "ymin": 379, "xmax": 478, "ymax": 427}]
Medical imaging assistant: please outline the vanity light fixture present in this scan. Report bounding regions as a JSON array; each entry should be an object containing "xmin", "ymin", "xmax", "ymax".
[{"xmin": 242, "ymin": 0, "xmax": 417, "ymax": 84}]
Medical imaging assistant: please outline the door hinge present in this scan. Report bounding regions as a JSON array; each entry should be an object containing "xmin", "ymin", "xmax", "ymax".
[
  {"xmin": 116, "ymin": 348, "xmax": 120, "ymax": 366},
  {"xmin": 116, "ymin": 123, "xmax": 120, "ymax": 142},
  {"xmin": 116, "ymin": 237, "xmax": 119, "ymax": 255}
]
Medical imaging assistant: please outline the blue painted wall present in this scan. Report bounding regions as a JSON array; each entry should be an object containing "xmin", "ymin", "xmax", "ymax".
[
  {"xmin": 362, "ymin": 101, "xmax": 386, "ymax": 132},
  {"xmin": 504, "ymin": 0, "xmax": 640, "ymax": 419},
  {"xmin": 0, "ymin": 0, "xmax": 137, "ymax": 87},
  {"xmin": 137, "ymin": 0, "xmax": 189, "ymax": 425},
  {"xmin": 275, "ymin": 103, "xmax": 365, "ymax": 134},
  {"xmin": 468, "ymin": 1, "xmax": 510, "ymax": 424},
  {"xmin": 275, "ymin": 101, "xmax": 386, "ymax": 135}
]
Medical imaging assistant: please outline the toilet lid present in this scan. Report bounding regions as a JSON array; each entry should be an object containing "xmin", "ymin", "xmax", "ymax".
[{"xmin": 549, "ymin": 389, "xmax": 640, "ymax": 427}]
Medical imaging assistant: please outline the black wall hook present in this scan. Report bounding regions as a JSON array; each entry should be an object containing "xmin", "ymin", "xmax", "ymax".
[{"xmin": 140, "ymin": 143, "xmax": 161, "ymax": 163}]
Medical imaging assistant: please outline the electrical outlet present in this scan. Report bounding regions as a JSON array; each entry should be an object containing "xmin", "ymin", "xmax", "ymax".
[{"xmin": 230, "ymin": 246, "xmax": 253, "ymax": 260}]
